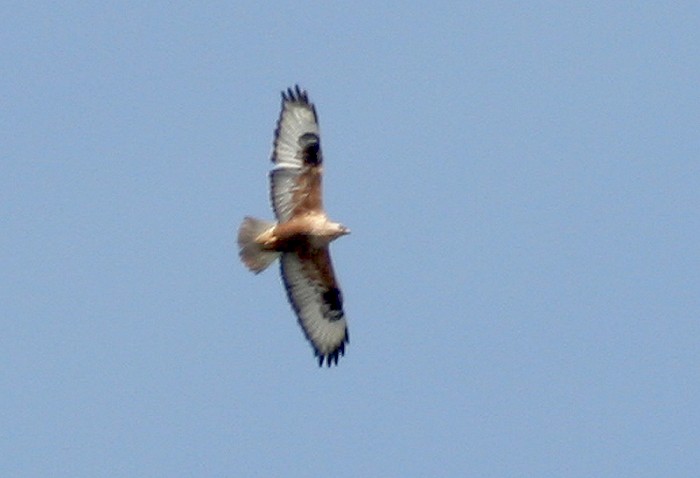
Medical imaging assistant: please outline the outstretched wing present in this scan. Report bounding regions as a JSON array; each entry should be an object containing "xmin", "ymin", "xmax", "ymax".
[
  {"xmin": 280, "ymin": 246, "xmax": 348, "ymax": 366},
  {"xmin": 270, "ymin": 85, "xmax": 324, "ymax": 222}
]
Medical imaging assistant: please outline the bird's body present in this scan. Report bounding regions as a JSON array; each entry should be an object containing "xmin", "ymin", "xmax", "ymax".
[
  {"xmin": 255, "ymin": 214, "xmax": 347, "ymax": 252},
  {"xmin": 237, "ymin": 86, "xmax": 350, "ymax": 366}
]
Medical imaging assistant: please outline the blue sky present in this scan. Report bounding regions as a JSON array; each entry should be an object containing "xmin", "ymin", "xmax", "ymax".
[{"xmin": 2, "ymin": 2, "xmax": 698, "ymax": 476}]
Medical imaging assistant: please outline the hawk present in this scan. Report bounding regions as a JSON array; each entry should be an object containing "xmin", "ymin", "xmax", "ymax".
[{"xmin": 237, "ymin": 85, "xmax": 350, "ymax": 366}]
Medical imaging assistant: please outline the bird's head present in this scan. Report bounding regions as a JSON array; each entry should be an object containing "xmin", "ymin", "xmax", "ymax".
[{"xmin": 330, "ymin": 222, "xmax": 351, "ymax": 240}]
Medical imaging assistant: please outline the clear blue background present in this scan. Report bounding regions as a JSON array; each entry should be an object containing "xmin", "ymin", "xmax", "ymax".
[{"xmin": 2, "ymin": 3, "xmax": 698, "ymax": 476}]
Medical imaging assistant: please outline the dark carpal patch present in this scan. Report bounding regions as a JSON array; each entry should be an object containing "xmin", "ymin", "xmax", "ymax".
[
  {"xmin": 322, "ymin": 287, "xmax": 344, "ymax": 321},
  {"xmin": 299, "ymin": 133, "xmax": 322, "ymax": 165}
]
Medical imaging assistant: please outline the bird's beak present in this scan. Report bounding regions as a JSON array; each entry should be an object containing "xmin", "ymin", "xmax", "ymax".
[{"xmin": 342, "ymin": 226, "xmax": 351, "ymax": 235}]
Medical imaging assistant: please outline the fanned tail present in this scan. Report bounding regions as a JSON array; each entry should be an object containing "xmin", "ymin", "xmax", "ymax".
[{"xmin": 237, "ymin": 217, "xmax": 280, "ymax": 273}]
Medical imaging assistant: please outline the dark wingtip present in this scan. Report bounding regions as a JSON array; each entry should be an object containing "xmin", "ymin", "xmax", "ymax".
[
  {"xmin": 315, "ymin": 339, "xmax": 346, "ymax": 367},
  {"xmin": 281, "ymin": 84, "xmax": 310, "ymax": 104}
]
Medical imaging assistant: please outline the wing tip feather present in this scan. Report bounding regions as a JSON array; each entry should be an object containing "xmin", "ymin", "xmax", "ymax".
[
  {"xmin": 282, "ymin": 84, "xmax": 310, "ymax": 104},
  {"xmin": 316, "ymin": 334, "xmax": 349, "ymax": 367}
]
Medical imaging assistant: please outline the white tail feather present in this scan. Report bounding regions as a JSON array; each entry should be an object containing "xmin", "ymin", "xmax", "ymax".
[{"xmin": 237, "ymin": 217, "xmax": 280, "ymax": 273}]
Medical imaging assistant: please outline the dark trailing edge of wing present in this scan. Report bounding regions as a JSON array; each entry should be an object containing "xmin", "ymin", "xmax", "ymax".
[{"xmin": 280, "ymin": 257, "xmax": 349, "ymax": 367}]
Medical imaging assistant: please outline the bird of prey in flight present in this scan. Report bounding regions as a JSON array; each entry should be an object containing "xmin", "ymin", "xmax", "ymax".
[{"xmin": 237, "ymin": 85, "xmax": 350, "ymax": 366}]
